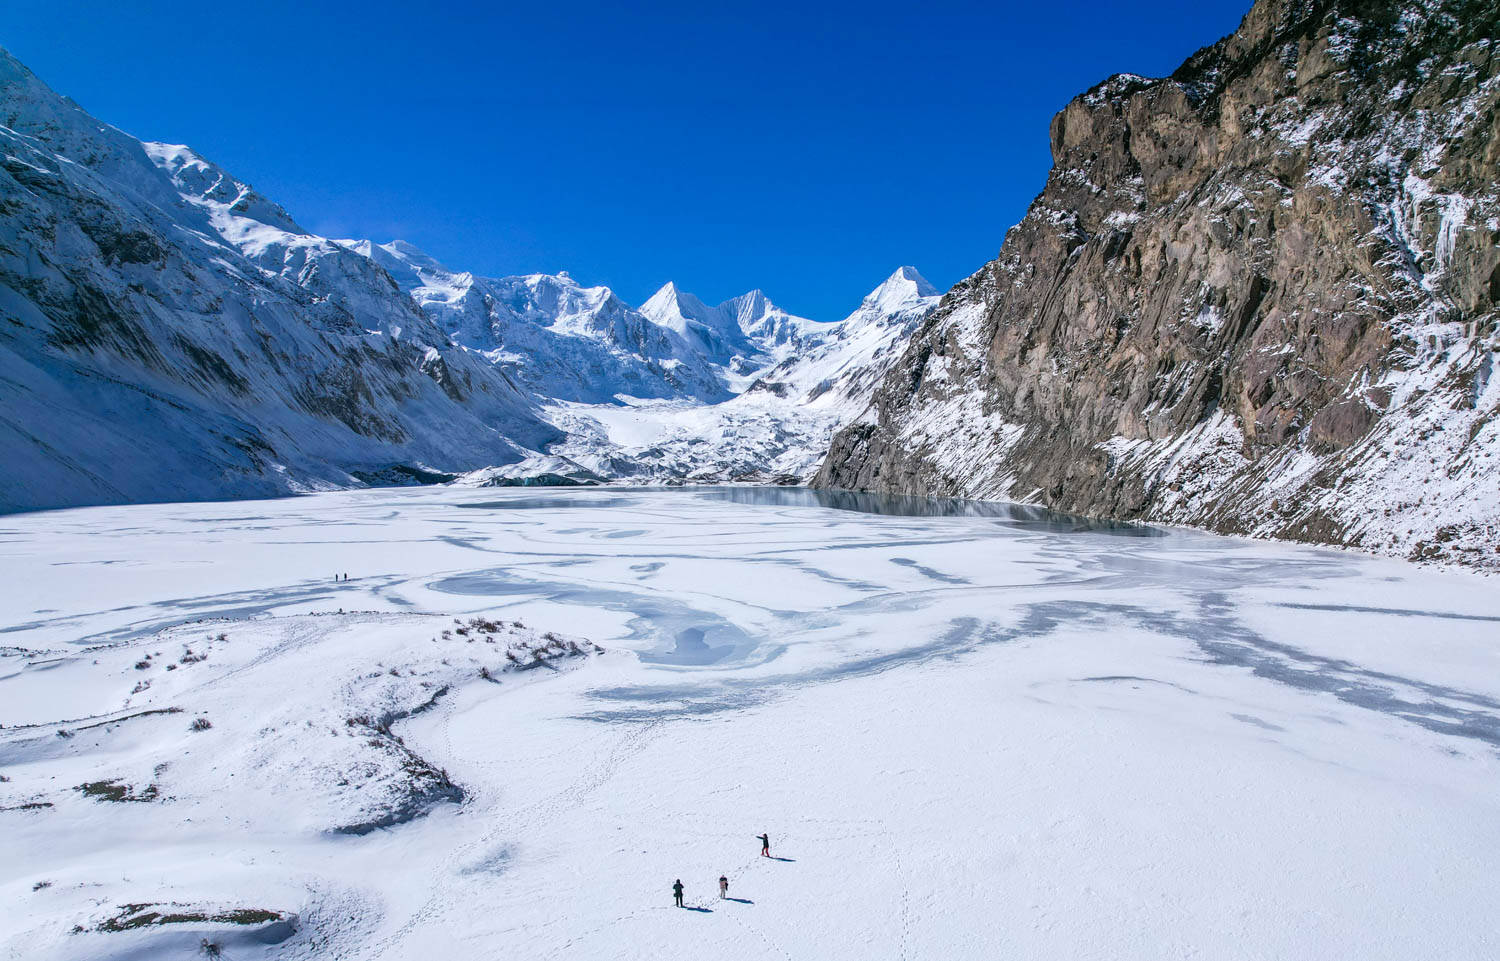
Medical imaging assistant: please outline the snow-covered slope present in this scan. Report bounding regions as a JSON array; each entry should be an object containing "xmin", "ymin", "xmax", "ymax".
[{"xmin": 0, "ymin": 48, "xmax": 557, "ymax": 512}]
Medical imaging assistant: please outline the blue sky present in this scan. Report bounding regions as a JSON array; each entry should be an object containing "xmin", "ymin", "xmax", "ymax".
[{"xmin": 5, "ymin": 1, "xmax": 1248, "ymax": 319}]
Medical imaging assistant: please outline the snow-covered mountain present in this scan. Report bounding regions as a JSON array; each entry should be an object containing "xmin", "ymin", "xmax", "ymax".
[
  {"xmin": 330, "ymin": 241, "xmax": 945, "ymax": 483},
  {"xmin": 327, "ymin": 240, "xmax": 942, "ymax": 485},
  {"xmin": 0, "ymin": 45, "xmax": 941, "ymax": 511},
  {"xmin": 639, "ymin": 282, "xmax": 822, "ymax": 380},
  {"xmin": 0, "ymin": 48, "xmax": 560, "ymax": 512},
  {"xmin": 749, "ymin": 266, "xmax": 940, "ymax": 413},
  {"xmin": 339, "ymin": 240, "xmax": 731, "ymax": 404},
  {"xmin": 342, "ymin": 237, "xmax": 844, "ymax": 407},
  {"xmin": 543, "ymin": 268, "xmax": 942, "ymax": 483}
]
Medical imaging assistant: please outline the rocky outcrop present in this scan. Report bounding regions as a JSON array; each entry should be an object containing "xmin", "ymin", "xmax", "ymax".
[{"xmin": 816, "ymin": 0, "xmax": 1500, "ymax": 569}]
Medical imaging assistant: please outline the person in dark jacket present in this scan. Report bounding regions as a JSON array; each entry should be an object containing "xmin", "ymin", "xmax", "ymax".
[
  {"xmin": 719, "ymin": 875, "xmax": 729, "ymax": 898},
  {"xmin": 673, "ymin": 879, "xmax": 684, "ymax": 907},
  {"xmin": 758, "ymin": 833, "xmax": 770, "ymax": 857}
]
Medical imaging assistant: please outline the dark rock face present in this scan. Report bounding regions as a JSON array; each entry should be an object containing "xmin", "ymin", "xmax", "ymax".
[{"xmin": 817, "ymin": 0, "xmax": 1500, "ymax": 568}]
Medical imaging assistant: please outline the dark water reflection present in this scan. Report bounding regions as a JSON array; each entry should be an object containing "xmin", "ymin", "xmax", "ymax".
[
  {"xmin": 698, "ymin": 487, "xmax": 1162, "ymax": 537},
  {"xmin": 452, "ymin": 495, "xmax": 637, "ymax": 511}
]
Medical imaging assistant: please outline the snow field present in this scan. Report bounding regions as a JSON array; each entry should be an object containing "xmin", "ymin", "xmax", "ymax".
[{"xmin": 2, "ymin": 486, "xmax": 1498, "ymax": 959}]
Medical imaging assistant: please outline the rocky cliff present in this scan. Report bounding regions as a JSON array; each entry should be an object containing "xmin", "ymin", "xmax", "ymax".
[{"xmin": 816, "ymin": 0, "xmax": 1500, "ymax": 569}]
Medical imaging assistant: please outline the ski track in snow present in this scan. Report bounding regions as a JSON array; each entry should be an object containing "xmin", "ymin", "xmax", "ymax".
[{"xmin": 2, "ymin": 486, "xmax": 1499, "ymax": 960}]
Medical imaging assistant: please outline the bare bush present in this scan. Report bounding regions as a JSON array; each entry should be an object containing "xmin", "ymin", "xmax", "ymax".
[{"xmin": 78, "ymin": 780, "xmax": 159, "ymax": 802}]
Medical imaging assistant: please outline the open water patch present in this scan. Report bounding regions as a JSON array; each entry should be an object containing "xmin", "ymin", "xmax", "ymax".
[{"xmin": 696, "ymin": 486, "xmax": 1162, "ymax": 536}]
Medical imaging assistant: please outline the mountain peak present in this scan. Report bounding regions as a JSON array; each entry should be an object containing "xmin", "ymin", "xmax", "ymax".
[
  {"xmin": 880, "ymin": 266, "xmax": 938, "ymax": 297},
  {"xmin": 641, "ymin": 281, "xmax": 715, "ymax": 324},
  {"xmin": 857, "ymin": 266, "xmax": 940, "ymax": 318},
  {"xmin": 722, "ymin": 289, "xmax": 773, "ymax": 328}
]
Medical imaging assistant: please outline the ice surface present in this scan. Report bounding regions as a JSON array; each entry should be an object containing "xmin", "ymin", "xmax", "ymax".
[{"xmin": 2, "ymin": 487, "xmax": 1498, "ymax": 959}]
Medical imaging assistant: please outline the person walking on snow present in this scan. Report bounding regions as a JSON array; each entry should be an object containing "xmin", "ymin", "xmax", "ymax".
[
  {"xmin": 673, "ymin": 879, "xmax": 684, "ymax": 908},
  {"xmin": 719, "ymin": 875, "xmax": 729, "ymax": 899},
  {"xmin": 758, "ymin": 833, "xmax": 770, "ymax": 857}
]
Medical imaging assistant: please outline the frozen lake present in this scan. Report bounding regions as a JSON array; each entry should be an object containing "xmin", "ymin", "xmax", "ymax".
[{"xmin": 2, "ymin": 486, "xmax": 1498, "ymax": 959}]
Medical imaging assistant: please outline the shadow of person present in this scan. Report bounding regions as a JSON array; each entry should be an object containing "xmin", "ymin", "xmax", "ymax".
[
  {"xmin": 725, "ymin": 897, "xmax": 754, "ymax": 904},
  {"xmin": 768, "ymin": 856, "xmax": 796, "ymax": 862},
  {"xmin": 683, "ymin": 905, "xmax": 713, "ymax": 913}
]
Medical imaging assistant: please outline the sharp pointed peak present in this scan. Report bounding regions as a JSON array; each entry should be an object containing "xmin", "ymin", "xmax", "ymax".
[
  {"xmin": 878, "ymin": 266, "xmax": 938, "ymax": 296},
  {"xmin": 838, "ymin": 266, "xmax": 942, "ymax": 325},
  {"xmin": 644, "ymin": 280, "xmax": 682, "ymax": 301},
  {"xmin": 862, "ymin": 266, "xmax": 939, "ymax": 306},
  {"xmin": 643, "ymin": 281, "xmax": 712, "ymax": 312}
]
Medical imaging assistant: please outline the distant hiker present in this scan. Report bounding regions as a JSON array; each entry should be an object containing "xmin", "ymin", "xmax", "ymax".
[
  {"xmin": 758, "ymin": 833, "xmax": 770, "ymax": 857},
  {"xmin": 673, "ymin": 879, "xmax": 685, "ymax": 907},
  {"xmin": 719, "ymin": 875, "xmax": 729, "ymax": 899}
]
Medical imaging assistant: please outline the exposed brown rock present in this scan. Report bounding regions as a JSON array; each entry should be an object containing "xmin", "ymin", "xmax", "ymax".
[{"xmin": 817, "ymin": 0, "xmax": 1500, "ymax": 569}]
